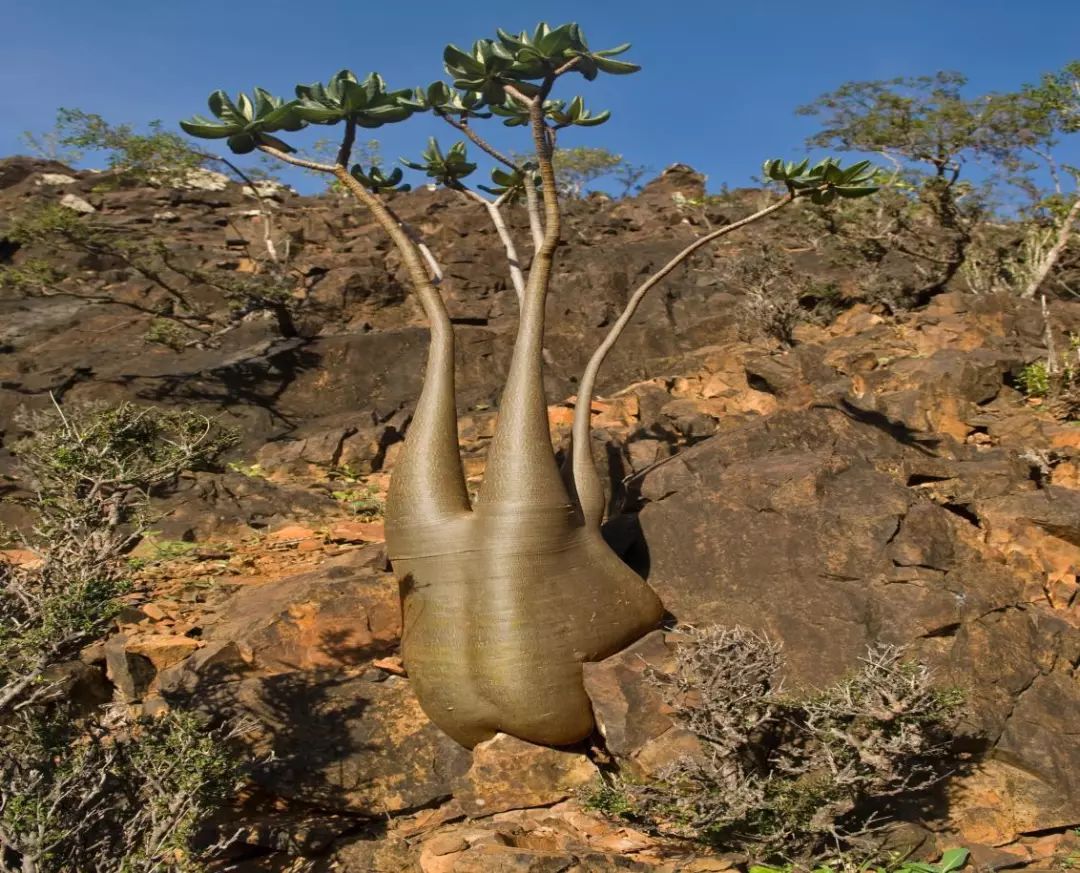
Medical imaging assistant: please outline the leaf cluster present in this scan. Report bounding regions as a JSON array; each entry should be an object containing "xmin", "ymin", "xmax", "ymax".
[
  {"xmin": 440, "ymin": 22, "xmax": 637, "ymax": 104},
  {"xmin": 401, "ymin": 137, "xmax": 477, "ymax": 187},
  {"xmin": 180, "ymin": 22, "xmax": 636, "ymax": 160},
  {"xmin": 763, "ymin": 157, "xmax": 879, "ymax": 204}
]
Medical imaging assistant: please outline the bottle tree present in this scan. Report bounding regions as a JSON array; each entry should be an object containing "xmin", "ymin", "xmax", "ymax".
[{"xmin": 182, "ymin": 22, "xmax": 877, "ymax": 748}]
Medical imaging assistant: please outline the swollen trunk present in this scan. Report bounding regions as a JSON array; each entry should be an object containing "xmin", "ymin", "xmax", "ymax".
[{"xmin": 386, "ymin": 272, "xmax": 662, "ymax": 747}]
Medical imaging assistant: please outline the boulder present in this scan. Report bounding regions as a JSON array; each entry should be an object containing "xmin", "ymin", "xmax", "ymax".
[
  {"xmin": 455, "ymin": 734, "xmax": 598, "ymax": 817},
  {"xmin": 634, "ymin": 404, "xmax": 1080, "ymax": 836},
  {"xmin": 227, "ymin": 670, "xmax": 471, "ymax": 815}
]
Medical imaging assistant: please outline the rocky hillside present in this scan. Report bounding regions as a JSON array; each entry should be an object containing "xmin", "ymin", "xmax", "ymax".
[{"xmin": 1, "ymin": 156, "xmax": 1078, "ymax": 871}]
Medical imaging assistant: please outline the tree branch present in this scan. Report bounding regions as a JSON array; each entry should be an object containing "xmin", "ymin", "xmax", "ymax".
[
  {"xmin": 570, "ymin": 192, "xmax": 797, "ymax": 525},
  {"xmin": 438, "ymin": 113, "xmax": 519, "ymax": 170},
  {"xmin": 1023, "ymin": 193, "xmax": 1080, "ymax": 298},
  {"xmin": 461, "ymin": 189, "xmax": 525, "ymax": 302},
  {"xmin": 256, "ymin": 144, "xmax": 336, "ymax": 174}
]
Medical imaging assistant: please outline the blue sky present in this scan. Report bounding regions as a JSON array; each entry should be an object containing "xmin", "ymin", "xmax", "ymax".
[{"xmin": 3, "ymin": 0, "xmax": 1078, "ymax": 194}]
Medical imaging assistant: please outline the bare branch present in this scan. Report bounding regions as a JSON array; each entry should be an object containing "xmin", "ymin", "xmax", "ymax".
[{"xmin": 571, "ymin": 192, "xmax": 797, "ymax": 525}]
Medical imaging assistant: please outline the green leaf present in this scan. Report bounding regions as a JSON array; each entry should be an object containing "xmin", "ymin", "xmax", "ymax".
[
  {"xmin": 592, "ymin": 56, "xmax": 640, "ymax": 75},
  {"xmin": 179, "ymin": 117, "xmax": 237, "ymax": 139},
  {"xmin": 537, "ymin": 23, "xmax": 575, "ymax": 57},
  {"xmin": 575, "ymin": 110, "xmax": 611, "ymax": 126},
  {"xmin": 208, "ymin": 90, "xmax": 244, "ymax": 123},
  {"xmin": 259, "ymin": 101, "xmax": 304, "ymax": 131},
  {"xmin": 294, "ymin": 100, "xmax": 345, "ymax": 124},
  {"xmin": 236, "ymin": 92, "xmax": 254, "ymax": 122},
  {"xmin": 252, "ymin": 87, "xmax": 276, "ymax": 118},
  {"xmin": 444, "ymin": 44, "xmax": 483, "ymax": 75},
  {"xmin": 226, "ymin": 133, "xmax": 257, "ymax": 154},
  {"xmin": 937, "ymin": 848, "xmax": 970, "ymax": 872},
  {"xmin": 255, "ymin": 133, "xmax": 295, "ymax": 153}
]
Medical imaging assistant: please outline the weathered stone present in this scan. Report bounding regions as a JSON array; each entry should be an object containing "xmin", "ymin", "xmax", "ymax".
[
  {"xmin": 582, "ymin": 631, "xmax": 674, "ymax": 759},
  {"xmin": 124, "ymin": 633, "xmax": 199, "ymax": 670},
  {"xmin": 36, "ymin": 172, "xmax": 77, "ymax": 186},
  {"xmin": 156, "ymin": 639, "xmax": 254, "ymax": 696},
  {"xmin": 636, "ymin": 404, "xmax": 1080, "ymax": 836},
  {"xmin": 198, "ymin": 551, "xmax": 400, "ymax": 673},
  {"xmin": 104, "ymin": 634, "xmax": 156, "ymax": 700},
  {"xmin": 228, "ymin": 672, "xmax": 471, "ymax": 814},
  {"xmin": 59, "ymin": 192, "xmax": 96, "ymax": 213},
  {"xmin": 456, "ymin": 734, "xmax": 598, "ymax": 817},
  {"xmin": 328, "ymin": 520, "xmax": 386, "ymax": 543}
]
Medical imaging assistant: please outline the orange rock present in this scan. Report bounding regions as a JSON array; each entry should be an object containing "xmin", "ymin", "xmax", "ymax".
[
  {"xmin": 0, "ymin": 549, "xmax": 42, "ymax": 569},
  {"xmin": 546, "ymin": 404, "xmax": 575, "ymax": 429},
  {"xmin": 141, "ymin": 603, "xmax": 167, "ymax": 622},
  {"xmin": 269, "ymin": 524, "xmax": 319, "ymax": 543},
  {"xmin": 327, "ymin": 520, "xmax": 386, "ymax": 544},
  {"xmin": 1047, "ymin": 424, "xmax": 1080, "ymax": 452},
  {"xmin": 373, "ymin": 656, "xmax": 406, "ymax": 676},
  {"xmin": 125, "ymin": 634, "xmax": 200, "ymax": 670},
  {"xmin": 455, "ymin": 734, "xmax": 598, "ymax": 817},
  {"xmin": 1051, "ymin": 459, "xmax": 1080, "ymax": 489}
]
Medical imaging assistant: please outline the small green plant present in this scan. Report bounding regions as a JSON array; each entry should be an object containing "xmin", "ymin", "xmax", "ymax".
[
  {"xmin": 583, "ymin": 779, "xmax": 635, "ymax": 817},
  {"xmin": 145, "ymin": 318, "xmax": 195, "ymax": 350},
  {"xmin": 149, "ymin": 538, "xmax": 199, "ymax": 561},
  {"xmin": 227, "ymin": 461, "xmax": 268, "ymax": 479},
  {"xmin": 1018, "ymin": 360, "xmax": 1052, "ymax": 397},
  {"xmin": 1, "ymin": 402, "xmax": 242, "ymax": 871},
  {"xmin": 0, "ymin": 707, "xmax": 245, "ymax": 872},
  {"xmin": 331, "ymin": 482, "xmax": 385, "ymax": 520},
  {"xmin": 749, "ymin": 847, "xmax": 970, "ymax": 873}
]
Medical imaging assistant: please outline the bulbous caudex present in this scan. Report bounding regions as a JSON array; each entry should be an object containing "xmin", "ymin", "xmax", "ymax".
[{"xmin": 185, "ymin": 26, "xmax": 877, "ymax": 747}]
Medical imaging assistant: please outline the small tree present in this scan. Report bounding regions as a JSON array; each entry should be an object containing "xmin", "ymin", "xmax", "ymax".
[
  {"xmin": 20, "ymin": 109, "xmax": 291, "ymax": 277},
  {"xmin": 800, "ymin": 66, "xmax": 1080, "ymax": 303},
  {"xmin": 181, "ymin": 21, "xmax": 877, "ymax": 748},
  {"xmin": 797, "ymin": 72, "xmax": 1007, "ymax": 301},
  {"xmin": 0, "ymin": 203, "xmax": 298, "ymax": 347},
  {"xmin": 1006, "ymin": 61, "xmax": 1080, "ymax": 298},
  {"xmin": 551, "ymin": 145, "xmax": 624, "ymax": 196}
]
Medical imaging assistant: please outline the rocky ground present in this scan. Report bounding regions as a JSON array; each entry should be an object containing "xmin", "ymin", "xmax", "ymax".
[{"xmin": 1, "ymin": 157, "xmax": 1078, "ymax": 871}]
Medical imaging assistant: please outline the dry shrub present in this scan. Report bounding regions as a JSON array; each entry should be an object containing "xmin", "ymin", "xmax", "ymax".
[{"xmin": 604, "ymin": 625, "xmax": 962, "ymax": 861}]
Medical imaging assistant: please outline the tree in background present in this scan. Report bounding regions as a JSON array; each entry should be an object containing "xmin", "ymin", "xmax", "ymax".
[
  {"xmin": 551, "ymin": 145, "xmax": 624, "ymax": 196},
  {"xmin": 798, "ymin": 72, "xmax": 1002, "ymax": 303},
  {"xmin": 799, "ymin": 66, "xmax": 1080, "ymax": 304},
  {"xmin": 1006, "ymin": 61, "xmax": 1080, "ymax": 298}
]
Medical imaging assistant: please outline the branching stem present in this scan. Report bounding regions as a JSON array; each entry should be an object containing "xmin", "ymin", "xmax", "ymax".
[{"xmin": 571, "ymin": 192, "xmax": 798, "ymax": 525}]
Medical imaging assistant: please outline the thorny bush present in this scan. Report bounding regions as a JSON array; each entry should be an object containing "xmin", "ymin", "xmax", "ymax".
[{"xmin": 592, "ymin": 625, "xmax": 962, "ymax": 861}]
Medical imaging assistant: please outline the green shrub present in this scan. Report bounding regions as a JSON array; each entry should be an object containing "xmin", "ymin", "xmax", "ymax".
[
  {"xmin": 1, "ymin": 402, "xmax": 242, "ymax": 871},
  {"xmin": 1018, "ymin": 360, "xmax": 1052, "ymax": 397},
  {"xmin": 0, "ymin": 707, "xmax": 243, "ymax": 872},
  {"xmin": 750, "ymin": 846, "xmax": 970, "ymax": 873}
]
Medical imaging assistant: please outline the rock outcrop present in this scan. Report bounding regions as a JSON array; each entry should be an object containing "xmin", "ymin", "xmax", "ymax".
[{"xmin": 2, "ymin": 156, "xmax": 1078, "ymax": 870}]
